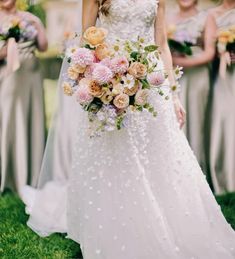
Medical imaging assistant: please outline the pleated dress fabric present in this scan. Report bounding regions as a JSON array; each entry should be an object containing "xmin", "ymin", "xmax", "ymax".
[{"xmin": 0, "ymin": 43, "xmax": 45, "ymax": 193}]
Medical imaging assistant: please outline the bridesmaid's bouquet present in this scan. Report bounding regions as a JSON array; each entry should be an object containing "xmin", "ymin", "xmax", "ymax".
[
  {"xmin": 167, "ymin": 25, "xmax": 197, "ymax": 56},
  {"xmin": 63, "ymin": 26, "xmax": 182, "ymax": 137},
  {"xmin": 0, "ymin": 16, "xmax": 37, "ymax": 48},
  {"xmin": 217, "ymin": 25, "xmax": 235, "ymax": 62}
]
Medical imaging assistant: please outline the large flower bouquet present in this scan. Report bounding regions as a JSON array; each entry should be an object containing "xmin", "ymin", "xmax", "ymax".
[
  {"xmin": 0, "ymin": 16, "xmax": 37, "ymax": 48},
  {"xmin": 63, "ymin": 26, "xmax": 182, "ymax": 136}
]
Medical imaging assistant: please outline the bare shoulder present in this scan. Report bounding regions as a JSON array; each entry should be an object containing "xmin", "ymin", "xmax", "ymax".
[
  {"xmin": 0, "ymin": 11, "xmax": 6, "ymax": 22},
  {"xmin": 18, "ymin": 11, "xmax": 40, "ymax": 22},
  {"xmin": 207, "ymin": 5, "xmax": 223, "ymax": 20}
]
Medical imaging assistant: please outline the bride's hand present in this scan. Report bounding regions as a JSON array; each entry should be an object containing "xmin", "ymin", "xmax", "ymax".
[{"xmin": 173, "ymin": 96, "xmax": 186, "ymax": 129}]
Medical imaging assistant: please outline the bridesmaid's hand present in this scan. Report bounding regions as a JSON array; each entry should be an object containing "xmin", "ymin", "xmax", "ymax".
[
  {"xmin": 173, "ymin": 96, "xmax": 186, "ymax": 129},
  {"xmin": 0, "ymin": 45, "xmax": 8, "ymax": 60},
  {"xmin": 18, "ymin": 12, "xmax": 48, "ymax": 52}
]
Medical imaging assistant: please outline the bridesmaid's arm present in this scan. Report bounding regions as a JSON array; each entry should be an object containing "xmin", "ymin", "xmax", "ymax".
[
  {"xmin": 155, "ymin": 0, "xmax": 175, "ymax": 86},
  {"xmin": 82, "ymin": 0, "xmax": 99, "ymax": 31},
  {"xmin": 155, "ymin": 0, "xmax": 186, "ymax": 128},
  {"xmin": 172, "ymin": 12, "xmax": 217, "ymax": 68},
  {"xmin": 21, "ymin": 12, "xmax": 48, "ymax": 52}
]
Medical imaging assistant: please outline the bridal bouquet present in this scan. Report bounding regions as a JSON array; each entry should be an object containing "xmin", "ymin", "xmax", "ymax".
[
  {"xmin": 0, "ymin": 16, "xmax": 38, "ymax": 48},
  {"xmin": 63, "ymin": 26, "xmax": 182, "ymax": 136}
]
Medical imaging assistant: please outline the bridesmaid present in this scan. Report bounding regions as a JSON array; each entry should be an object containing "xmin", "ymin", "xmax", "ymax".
[
  {"xmin": 209, "ymin": 1, "xmax": 235, "ymax": 194},
  {"xmin": 167, "ymin": 0, "xmax": 217, "ymax": 174},
  {"xmin": 0, "ymin": 0, "xmax": 48, "ymax": 193}
]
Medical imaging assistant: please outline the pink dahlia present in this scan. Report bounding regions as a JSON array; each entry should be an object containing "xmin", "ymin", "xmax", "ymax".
[
  {"xmin": 111, "ymin": 56, "xmax": 129, "ymax": 74},
  {"xmin": 76, "ymin": 86, "xmax": 94, "ymax": 105},
  {"xmin": 72, "ymin": 48, "xmax": 94, "ymax": 67},
  {"xmin": 84, "ymin": 64, "xmax": 96, "ymax": 79},
  {"xmin": 92, "ymin": 64, "xmax": 113, "ymax": 84},
  {"xmin": 100, "ymin": 57, "xmax": 112, "ymax": 69},
  {"xmin": 147, "ymin": 71, "xmax": 165, "ymax": 87}
]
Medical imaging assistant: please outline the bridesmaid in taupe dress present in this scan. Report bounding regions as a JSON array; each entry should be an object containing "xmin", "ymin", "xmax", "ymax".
[
  {"xmin": 167, "ymin": 0, "xmax": 217, "ymax": 175},
  {"xmin": 0, "ymin": 0, "xmax": 48, "ymax": 193},
  {"xmin": 210, "ymin": 2, "xmax": 235, "ymax": 194}
]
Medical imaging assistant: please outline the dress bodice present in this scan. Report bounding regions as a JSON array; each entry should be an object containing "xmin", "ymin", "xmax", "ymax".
[
  {"xmin": 169, "ymin": 11, "xmax": 207, "ymax": 50},
  {"xmin": 99, "ymin": 0, "xmax": 158, "ymax": 43},
  {"xmin": 216, "ymin": 9, "xmax": 235, "ymax": 29}
]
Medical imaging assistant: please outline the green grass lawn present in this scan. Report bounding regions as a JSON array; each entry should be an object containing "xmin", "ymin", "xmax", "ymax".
[
  {"xmin": 0, "ymin": 191, "xmax": 82, "ymax": 259},
  {"xmin": 0, "ymin": 191, "xmax": 235, "ymax": 259}
]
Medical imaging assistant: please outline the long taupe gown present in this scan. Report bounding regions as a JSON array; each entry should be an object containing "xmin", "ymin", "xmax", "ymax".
[
  {"xmin": 0, "ymin": 42, "xmax": 45, "ymax": 193},
  {"xmin": 170, "ymin": 12, "xmax": 210, "ymax": 173},
  {"xmin": 210, "ymin": 9, "xmax": 235, "ymax": 194}
]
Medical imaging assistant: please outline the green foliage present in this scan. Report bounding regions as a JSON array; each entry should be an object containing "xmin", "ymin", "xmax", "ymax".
[
  {"xmin": 140, "ymin": 78, "xmax": 151, "ymax": 89},
  {"xmin": 0, "ymin": 191, "xmax": 82, "ymax": 259},
  {"xmin": 168, "ymin": 39, "xmax": 193, "ymax": 56},
  {"xmin": 27, "ymin": 4, "xmax": 46, "ymax": 26},
  {"xmin": 144, "ymin": 45, "xmax": 158, "ymax": 52},
  {"xmin": 130, "ymin": 51, "xmax": 141, "ymax": 61}
]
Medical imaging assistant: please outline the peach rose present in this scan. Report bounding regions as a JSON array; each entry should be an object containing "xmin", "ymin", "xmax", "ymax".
[
  {"xmin": 113, "ymin": 94, "xmax": 129, "ymax": 109},
  {"xmin": 88, "ymin": 80, "xmax": 104, "ymax": 97},
  {"xmin": 83, "ymin": 26, "xmax": 108, "ymax": 46},
  {"xmin": 128, "ymin": 62, "xmax": 147, "ymax": 79},
  {"xmin": 95, "ymin": 43, "xmax": 111, "ymax": 60},
  {"xmin": 67, "ymin": 64, "xmax": 86, "ymax": 80},
  {"xmin": 62, "ymin": 82, "xmax": 73, "ymax": 96},
  {"xmin": 124, "ymin": 81, "xmax": 140, "ymax": 96},
  {"xmin": 79, "ymin": 78, "xmax": 92, "ymax": 88}
]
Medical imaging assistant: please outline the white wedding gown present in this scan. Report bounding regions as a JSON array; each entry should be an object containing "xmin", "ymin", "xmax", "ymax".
[{"xmin": 22, "ymin": 0, "xmax": 235, "ymax": 258}]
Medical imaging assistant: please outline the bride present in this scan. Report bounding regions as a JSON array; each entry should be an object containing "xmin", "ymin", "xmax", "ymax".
[{"xmin": 22, "ymin": 0, "xmax": 235, "ymax": 258}]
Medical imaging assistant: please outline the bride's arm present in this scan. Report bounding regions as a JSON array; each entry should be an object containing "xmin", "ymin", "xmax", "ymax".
[
  {"xmin": 82, "ymin": 0, "xmax": 99, "ymax": 31},
  {"xmin": 155, "ymin": 0, "xmax": 185, "ymax": 128}
]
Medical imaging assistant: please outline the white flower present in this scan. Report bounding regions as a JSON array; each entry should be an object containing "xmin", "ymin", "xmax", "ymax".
[
  {"xmin": 171, "ymin": 81, "xmax": 181, "ymax": 93},
  {"xmin": 122, "ymin": 74, "xmax": 135, "ymax": 89},
  {"xmin": 65, "ymin": 45, "xmax": 79, "ymax": 58},
  {"xmin": 174, "ymin": 66, "xmax": 183, "ymax": 80}
]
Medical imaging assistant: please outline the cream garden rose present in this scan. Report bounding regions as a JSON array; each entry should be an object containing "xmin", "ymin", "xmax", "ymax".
[
  {"xmin": 113, "ymin": 94, "xmax": 130, "ymax": 109},
  {"xmin": 135, "ymin": 89, "xmax": 149, "ymax": 106},
  {"xmin": 128, "ymin": 62, "xmax": 147, "ymax": 79},
  {"xmin": 83, "ymin": 26, "xmax": 108, "ymax": 46},
  {"xmin": 101, "ymin": 89, "xmax": 113, "ymax": 104},
  {"xmin": 112, "ymin": 83, "xmax": 124, "ymax": 95},
  {"xmin": 124, "ymin": 81, "xmax": 140, "ymax": 96}
]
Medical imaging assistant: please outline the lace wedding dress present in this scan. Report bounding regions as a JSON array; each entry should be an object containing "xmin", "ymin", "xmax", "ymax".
[{"xmin": 22, "ymin": 0, "xmax": 235, "ymax": 258}]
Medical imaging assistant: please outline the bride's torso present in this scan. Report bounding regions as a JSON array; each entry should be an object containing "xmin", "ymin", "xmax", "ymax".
[{"xmin": 98, "ymin": 0, "xmax": 158, "ymax": 43}]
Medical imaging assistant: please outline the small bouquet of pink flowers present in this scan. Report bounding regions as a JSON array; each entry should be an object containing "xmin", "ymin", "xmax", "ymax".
[
  {"xmin": 63, "ymin": 26, "xmax": 182, "ymax": 136},
  {"xmin": 0, "ymin": 16, "xmax": 38, "ymax": 47},
  {"xmin": 167, "ymin": 24, "xmax": 198, "ymax": 56}
]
